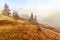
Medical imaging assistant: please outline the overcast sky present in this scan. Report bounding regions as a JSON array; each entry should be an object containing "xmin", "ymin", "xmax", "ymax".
[
  {"xmin": 0, "ymin": 0, "xmax": 60, "ymax": 9},
  {"xmin": 0, "ymin": 0, "xmax": 60, "ymax": 19}
]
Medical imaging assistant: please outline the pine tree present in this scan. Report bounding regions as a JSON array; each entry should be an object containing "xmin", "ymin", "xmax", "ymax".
[
  {"xmin": 29, "ymin": 13, "xmax": 34, "ymax": 23},
  {"xmin": 13, "ymin": 10, "xmax": 20, "ymax": 19},
  {"xmin": 29, "ymin": 13, "xmax": 34, "ymax": 21},
  {"xmin": 2, "ymin": 3, "xmax": 11, "ymax": 16},
  {"xmin": 30, "ymin": 13, "xmax": 34, "ymax": 20},
  {"xmin": 35, "ymin": 15, "xmax": 37, "ymax": 23},
  {"xmin": 29, "ymin": 13, "xmax": 37, "ymax": 24}
]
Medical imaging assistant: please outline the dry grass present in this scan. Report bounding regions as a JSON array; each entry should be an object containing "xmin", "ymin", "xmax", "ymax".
[{"xmin": 0, "ymin": 15, "xmax": 59, "ymax": 40}]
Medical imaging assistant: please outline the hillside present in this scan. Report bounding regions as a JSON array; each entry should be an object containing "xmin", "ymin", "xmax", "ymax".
[{"xmin": 0, "ymin": 15, "xmax": 59, "ymax": 40}]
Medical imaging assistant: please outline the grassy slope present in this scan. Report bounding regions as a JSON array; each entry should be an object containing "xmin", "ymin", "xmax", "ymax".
[{"xmin": 0, "ymin": 15, "xmax": 59, "ymax": 40}]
